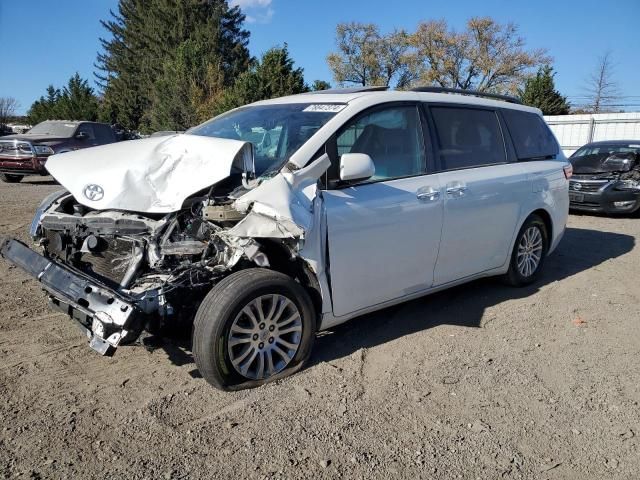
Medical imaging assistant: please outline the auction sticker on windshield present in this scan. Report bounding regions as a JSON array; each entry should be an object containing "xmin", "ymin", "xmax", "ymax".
[{"xmin": 303, "ymin": 104, "xmax": 346, "ymax": 113}]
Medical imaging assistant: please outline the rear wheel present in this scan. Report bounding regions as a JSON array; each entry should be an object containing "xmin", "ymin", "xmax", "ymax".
[
  {"xmin": 0, "ymin": 174, "xmax": 23, "ymax": 183},
  {"xmin": 503, "ymin": 214, "xmax": 548, "ymax": 286},
  {"xmin": 193, "ymin": 268, "xmax": 316, "ymax": 390}
]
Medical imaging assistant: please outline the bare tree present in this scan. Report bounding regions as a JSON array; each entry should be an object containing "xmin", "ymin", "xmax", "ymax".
[
  {"xmin": 584, "ymin": 51, "xmax": 620, "ymax": 113},
  {"xmin": 410, "ymin": 17, "xmax": 550, "ymax": 94},
  {"xmin": 0, "ymin": 97, "xmax": 20, "ymax": 127},
  {"xmin": 327, "ymin": 23, "xmax": 417, "ymax": 88}
]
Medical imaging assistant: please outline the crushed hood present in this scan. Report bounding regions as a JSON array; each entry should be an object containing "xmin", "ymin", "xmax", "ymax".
[
  {"xmin": 571, "ymin": 152, "xmax": 637, "ymax": 174},
  {"xmin": 45, "ymin": 134, "xmax": 252, "ymax": 213}
]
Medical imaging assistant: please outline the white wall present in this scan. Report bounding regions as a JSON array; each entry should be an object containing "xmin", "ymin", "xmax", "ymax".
[{"xmin": 544, "ymin": 112, "xmax": 640, "ymax": 156}]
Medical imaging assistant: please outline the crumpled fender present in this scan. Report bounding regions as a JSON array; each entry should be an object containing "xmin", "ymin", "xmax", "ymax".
[{"xmin": 228, "ymin": 154, "xmax": 331, "ymax": 239}]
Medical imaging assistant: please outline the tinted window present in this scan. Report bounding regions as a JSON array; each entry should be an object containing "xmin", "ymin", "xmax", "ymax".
[
  {"xmin": 336, "ymin": 105, "xmax": 426, "ymax": 180},
  {"xmin": 503, "ymin": 110, "xmax": 558, "ymax": 160},
  {"xmin": 430, "ymin": 107, "xmax": 506, "ymax": 170},
  {"xmin": 94, "ymin": 124, "xmax": 115, "ymax": 143},
  {"xmin": 77, "ymin": 123, "xmax": 96, "ymax": 140}
]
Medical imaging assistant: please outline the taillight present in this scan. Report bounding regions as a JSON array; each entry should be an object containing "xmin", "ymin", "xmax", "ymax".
[{"xmin": 563, "ymin": 164, "xmax": 573, "ymax": 179}]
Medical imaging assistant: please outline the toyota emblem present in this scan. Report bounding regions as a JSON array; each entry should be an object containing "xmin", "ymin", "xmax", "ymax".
[{"xmin": 83, "ymin": 184, "xmax": 104, "ymax": 201}]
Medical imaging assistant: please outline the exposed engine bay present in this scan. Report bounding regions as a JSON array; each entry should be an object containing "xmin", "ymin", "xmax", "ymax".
[
  {"xmin": 3, "ymin": 132, "xmax": 334, "ymax": 355},
  {"xmin": 26, "ymin": 181, "xmax": 315, "ymax": 352}
]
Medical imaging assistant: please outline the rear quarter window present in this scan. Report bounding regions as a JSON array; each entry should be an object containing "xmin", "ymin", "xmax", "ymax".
[{"xmin": 503, "ymin": 110, "xmax": 558, "ymax": 160}]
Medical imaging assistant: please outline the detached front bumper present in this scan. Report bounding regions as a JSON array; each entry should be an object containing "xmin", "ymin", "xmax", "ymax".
[{"xmin": 0, "ymin": 238, "xmax": 137, "ymax": 355}]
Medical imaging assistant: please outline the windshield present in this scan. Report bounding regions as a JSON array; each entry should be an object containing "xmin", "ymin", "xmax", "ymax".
[
  {"xmin": 570, "ymin": 144, "xmax": 640, "ymax": 173},
  {"xmin": 188, "ymin": 103, "xmax": 341, "ymax": 176},
  {"xmin": 27, "ymin": 121, "xmax": 77, "ymax": 137}
]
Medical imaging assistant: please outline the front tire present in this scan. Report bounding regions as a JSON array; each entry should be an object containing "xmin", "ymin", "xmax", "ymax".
[
  {"xmin": 193, "ymin": 268, "xmax": 316, "ymax": 390},
  {"xmin": 0, "ymin": 174, "xmax": 23, "ymax": 183},
  {"xmin": 503, "ymin": 214, "xmax": 548, "ymax": 286}
]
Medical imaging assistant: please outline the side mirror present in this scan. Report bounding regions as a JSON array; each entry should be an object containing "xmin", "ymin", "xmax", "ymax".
[
  {"xmin": 75, "ymin": 131, "xmax": 88, "ymax": 140},
  {"xmin": 339, "ymin": 153, "xmax": 375, "ymax": 182}
]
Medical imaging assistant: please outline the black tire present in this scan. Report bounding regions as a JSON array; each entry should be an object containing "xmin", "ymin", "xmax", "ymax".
[
  {"xmin": 0, "ymin": 174, "xmax": 23, "ymax": 183},
  {"xmin": 503, "ymin": 214, "xmax": 549, "ymax": 287},
  {"xmin": 193, "ymin": 268, "xmax": 316, "ymax": 391}
]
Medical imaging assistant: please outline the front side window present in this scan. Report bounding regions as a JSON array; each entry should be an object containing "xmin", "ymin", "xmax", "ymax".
[
  {"xmin": 430, "ymin": 107, "xmax": 506, "ymax": 170},
  {"xmin": 77, "ymin": 123, "xmax": 96, "ymax": 140},
  {"xmin": 188, "ymin": 104, "xmax": 339, "ymax": 176},
  {"xmin": 335, "ymin": 105, "xmax": 426, "ymax": 181},
  {"xmin": 503, "ymin": 109, "xmax": 558, "ymax": 160}
]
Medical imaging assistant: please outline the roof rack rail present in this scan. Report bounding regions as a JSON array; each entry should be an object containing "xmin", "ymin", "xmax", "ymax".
[
  {"xmin": 314, "ymin": 86, "xmax": 389, "ymax": 94},
  {"xmin": 409, "ymin": 86, "xmax": 522, "ymax": 104}
]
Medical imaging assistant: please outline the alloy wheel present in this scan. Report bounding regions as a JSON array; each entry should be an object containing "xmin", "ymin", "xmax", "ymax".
[
  {"xmin": 516, "ymin": 226, "xmax": 543, "ymax": 277},
  {"xmin": 227, "ymin": 294, "xmax": 303, "ymax": 380}
]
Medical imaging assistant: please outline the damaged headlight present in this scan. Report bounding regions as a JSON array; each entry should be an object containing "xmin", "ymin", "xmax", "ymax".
[
  {"xmin": 616, "ymin": 180, "xmax": 640, "ymax": 190},
  {"xmin": 29, "ymin": 189, "xmax": 68, "ymax": 238}
]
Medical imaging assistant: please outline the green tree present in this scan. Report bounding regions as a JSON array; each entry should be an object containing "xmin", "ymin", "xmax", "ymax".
[
  {"xmin": 57, "ymin": 73, "xmax": 99, "ymax": 121},
  {"xmin": 220, "ymin": 45, "xmax": 308, "ymax": 112},
  {"xmin": 519, "ymin": 66, "xmax": 570, "ymax": 115},
  {"xmin": 27, "ymin": 86, "xmax": 61, "ymax": 124},
  {"xmin": 96, "ymin": 0, "xmax": 251, "ymax": 132},
  {"xmin": 311, "ymin": 80, "xmax": 331, "ymax": 91},
  {"xmin": 27, "ymin": 74, "xmax": 98, "ymax": 124}
]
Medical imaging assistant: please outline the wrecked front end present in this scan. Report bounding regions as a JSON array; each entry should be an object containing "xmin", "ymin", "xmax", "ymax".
[
  {"xmin": 0, "ymin": 133, "xmax": 330, "ymax": 356},
  {"xmin": 569, "ymin": 150, "xmax": 640, "ymax": 214},
  {"xmin": 1, "ymin": 187, "xmax": 280, "ymax": 354}
]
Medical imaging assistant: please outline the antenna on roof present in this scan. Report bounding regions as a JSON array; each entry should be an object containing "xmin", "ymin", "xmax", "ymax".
[{"xmin": 410, "ymin": 86, "xmax": 522, "ymax": 104}]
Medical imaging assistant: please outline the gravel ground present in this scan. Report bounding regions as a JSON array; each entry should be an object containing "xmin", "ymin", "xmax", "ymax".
[{"xmin": 0, "ymin": 176, "xmax": 638, "ymax": 480}]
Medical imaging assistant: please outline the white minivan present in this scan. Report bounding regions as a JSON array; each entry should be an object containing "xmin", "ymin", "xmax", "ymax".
[{"xmin": 1, "ymin": 87, "xmax": 570, "ymax": 390}]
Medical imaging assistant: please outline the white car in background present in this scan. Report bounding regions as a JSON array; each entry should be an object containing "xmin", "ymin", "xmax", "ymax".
[{"xmin": 0, "ymin": 86, "xmax": 571, "ymax": 390}]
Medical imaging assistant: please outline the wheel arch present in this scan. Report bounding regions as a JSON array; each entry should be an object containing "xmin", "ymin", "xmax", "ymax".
[
  {"xmin": 253, "ymin": 239, "xmax": 323, "ymax": 329},
  {"xmin": 530, "ymin": 208, "xmax": 553, "ymax": 249}
]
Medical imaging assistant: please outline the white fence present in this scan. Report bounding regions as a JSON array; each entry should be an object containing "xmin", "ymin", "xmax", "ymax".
[{"xmin": 543, "ymin": 112, "xmax": 640, "ymax": 157}]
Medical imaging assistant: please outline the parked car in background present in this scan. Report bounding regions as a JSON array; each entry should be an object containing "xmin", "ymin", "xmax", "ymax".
[
  {"xmin": 568, "ymin": 140, "xmax": 640, "ymax": 214},
  {"xmin": 0, "ymin": 87, "xmax": 570, "ymax": 390},
  {"xmin": 0, "ymin": 120, "xmax": 118, "ymax": 183}
]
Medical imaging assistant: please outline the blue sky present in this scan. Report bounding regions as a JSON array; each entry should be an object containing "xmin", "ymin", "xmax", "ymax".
[{"xmin": 1, "ymin": 0, "xmax": 639, "ymax": 115}]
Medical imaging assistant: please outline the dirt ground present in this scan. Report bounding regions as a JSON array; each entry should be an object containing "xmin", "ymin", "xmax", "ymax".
[{"xmin": 0, "ymin": 176, "xmax": 638, "ymax": 480}]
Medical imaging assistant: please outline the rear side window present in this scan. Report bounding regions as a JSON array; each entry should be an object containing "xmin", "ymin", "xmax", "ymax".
[
  {"xmin": 430, "ymin": 107, "xmax": 506, "ymax": 170},
  {"xmin": 502, "ymin": 110, "xmax": 558, "ymax": 160}
]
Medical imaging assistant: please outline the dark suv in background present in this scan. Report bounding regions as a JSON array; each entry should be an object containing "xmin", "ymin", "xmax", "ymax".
[{"xmin": 0, "ymin": 120, "xmax": 118, "ymax": 183}]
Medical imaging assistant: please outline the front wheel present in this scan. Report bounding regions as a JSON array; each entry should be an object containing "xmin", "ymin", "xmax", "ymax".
[
  {"xmin": 193, "ymin": 268, "xmax": 316, "ymax": 390},
  {"xmin": 0, "ymin": 174, "xmax": 23, "ymax": 183},
  {"xmin": 503, "ymin": 214, "xmax": 548, "ymax": 286}
]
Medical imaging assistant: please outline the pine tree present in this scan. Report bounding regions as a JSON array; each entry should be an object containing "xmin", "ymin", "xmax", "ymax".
[
  {"xmin": 520, "ymin": 66, "xmax": 570, "ymax": 115},
  {"xmin": 57, "ymin": 73, "xmax": 99, "ymax": 121},
  {"xmin": 96, "ymin": 0, "xmax": 251, "ymax": 132},
  {"xmin": 220, "ymin": 45, "xmax": 308, "ymax": 112},
  {"xmin": 27, "ymin": 75, "xmax": 98, "ymax": 124}
]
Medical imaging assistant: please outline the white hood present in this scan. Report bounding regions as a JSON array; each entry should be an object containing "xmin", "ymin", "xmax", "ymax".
[{"xmin": 45, "ymin": 134, "xmax": 251, "ymax": 213}]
